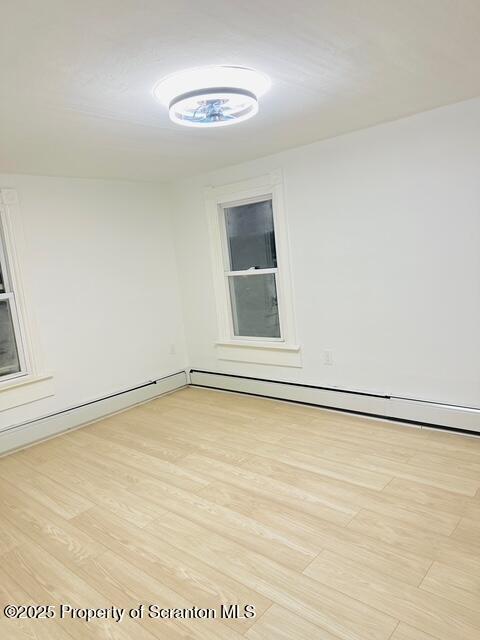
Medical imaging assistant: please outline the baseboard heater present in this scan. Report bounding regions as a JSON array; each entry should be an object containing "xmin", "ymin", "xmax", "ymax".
[
  {"xmin": 0, "ymin": 370, "xmax": 188, "ymax": 456},
  {"xmin": 189, "ymin": 370, "xmax": 480, "ymax": 435}
]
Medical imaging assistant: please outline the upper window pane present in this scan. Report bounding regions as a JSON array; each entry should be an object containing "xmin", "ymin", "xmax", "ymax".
[
  {"xmin": 0, "ymin": 299, "xmax": 21, "ymax": 377},
  {"xmin": 224, "ymin": 199, "xmax": 277, "ymax": 271}
]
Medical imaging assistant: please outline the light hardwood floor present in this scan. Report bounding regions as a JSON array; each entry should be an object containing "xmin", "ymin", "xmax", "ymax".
[{"xmin": 1, "ymin": 386, "xmax": 480, "ymax": 640}]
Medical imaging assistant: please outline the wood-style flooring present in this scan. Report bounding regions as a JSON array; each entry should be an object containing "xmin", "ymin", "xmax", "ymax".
[{"xmin": 1, "ymin": 386, "xmax": 480, "ymax": 640}]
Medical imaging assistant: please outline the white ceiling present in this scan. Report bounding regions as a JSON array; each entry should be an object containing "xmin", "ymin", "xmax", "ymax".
[{"xmin": 1, "ymin": 0, "xmax": 479, "ymax": 182}]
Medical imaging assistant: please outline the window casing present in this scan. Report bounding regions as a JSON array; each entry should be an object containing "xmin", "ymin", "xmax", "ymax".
[
  {"xmin": 0, "ymin": 188, "xmax": 54, "ymax": 415},
  {"xmin": 0, "ymin": 187, "xmax": 55, "ymax": 416},
  {"xmin": 0, "ymin": 214, "xmax": 27, "ymax": 382},
  {"xmin": 206, "ymin": 171, "xmax": 301, "ymax": 367}
]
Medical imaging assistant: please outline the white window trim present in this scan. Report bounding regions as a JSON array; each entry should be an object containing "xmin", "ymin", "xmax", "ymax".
[
  {"xmin": 205, "ymin": 171, "xmax": 301, "ymax": 367},
  {"xmin": 0, "ymin": 213, "xmax": 29, "ymax": 383},
  {"xmin": 0, "ymin": 188, "xmax": 54, "ymax": 412}
]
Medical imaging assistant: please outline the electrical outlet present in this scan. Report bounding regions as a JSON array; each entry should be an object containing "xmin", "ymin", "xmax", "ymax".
[{"xmin": 323, "ymin": 349, "xmax": 333, "ymax": 366}]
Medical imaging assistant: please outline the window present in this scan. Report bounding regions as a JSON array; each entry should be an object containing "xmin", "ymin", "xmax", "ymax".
[
  {"xmin": 206, "ymin": 171, "xmax": 301, "ymax": 367},
  {"xmin": 0, "ymin": 218, "xmax": 26, "ymax": 381},
  {"xmin": 224, "ymin": 199, "xmax": 280, "ymax": 339},
  {"xmin": 0, "ymin": 188, "xmax": 53, "ymax": 413}
]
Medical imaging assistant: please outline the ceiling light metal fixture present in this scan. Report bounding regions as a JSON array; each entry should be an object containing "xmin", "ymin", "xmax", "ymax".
[{"xmin": 153, "ymin": 66, "xmax": 271, "ymax": 128}]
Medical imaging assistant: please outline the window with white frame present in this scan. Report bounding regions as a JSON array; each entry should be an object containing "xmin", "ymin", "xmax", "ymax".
[
  {"xmin": 206, "ymin": 172, "xmax": 301, "ymax": 367},
  {"xmin": 0, "ymin": 216, "xmax": 27, "ymax": 382},
  {"xmin": 223, "ymin": 197, "xmax": 281, "ymax": 339},
  {"xmin": 0, "ymin": 189, "xmax": 53, "ymax": 413}
]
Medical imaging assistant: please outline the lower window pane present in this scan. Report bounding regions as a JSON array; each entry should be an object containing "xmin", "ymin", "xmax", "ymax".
[
  {"xmin": 229, "ymin": 274, "xmax": 281, "ymax": 338},
  {"xmin": 0, "ymin": 299, "xmax": 21, "ymax": 377}
]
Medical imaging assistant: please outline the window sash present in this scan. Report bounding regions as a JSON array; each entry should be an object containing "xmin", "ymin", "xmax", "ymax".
[
  {"xmin": 0, "ymin": 291, "xmax": 27, "ymax": 381},
  {"xmin": 219, "ymin": 196, "xmax": 276, "ymax": 270},
  {"xmin": 225, "ymin": 270, "xmax": 283, "ymax": 342},
  {"xmin": 223, "ymin": 198, "xmax": 277, "ymax": 272},
  {"xmin": 219, "ymin": 197, "xmax": 285, "ymax": 342},
  {"xmin": 225, "ymin": 267, "xmax": 277, "ymax": 277}
]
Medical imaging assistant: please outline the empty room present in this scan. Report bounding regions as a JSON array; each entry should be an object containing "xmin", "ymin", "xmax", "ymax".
[{"xmin": 1, "ymin": 1, "xmax": 479, "ymax": 639}]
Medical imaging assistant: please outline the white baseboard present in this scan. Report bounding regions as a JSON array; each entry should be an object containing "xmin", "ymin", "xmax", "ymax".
[
  {"xmin": 0, "ymin": 371, "xmax": 188, "ymax": 456},
  {"xmin": 2, "ymin": 368, "xmax": 476, "ymax": 456},
  {"xmin": 189, "ymin": 370, "xmax": 480, "ymax": 434},
  {"xmin": 387, "ymin": 396, "xmax": 480, "ymax": 433}
]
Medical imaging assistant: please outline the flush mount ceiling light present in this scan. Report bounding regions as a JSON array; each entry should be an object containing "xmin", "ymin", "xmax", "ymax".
[{"xmin": 153, "ymin": 66, "xmax": 271, "ymax": 128}]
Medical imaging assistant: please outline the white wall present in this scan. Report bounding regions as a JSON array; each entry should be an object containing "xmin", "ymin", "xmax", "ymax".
[
  {"xmin": 1, "ymin": 174, "xmax": 187, "ymax": 429},
  {"xmin": 1, "ymin": 97, "xmax": 478, "ymax": 434},
  {"xmin": 170, "ymin": 97, "xmax": 480, "ymax": 409}
]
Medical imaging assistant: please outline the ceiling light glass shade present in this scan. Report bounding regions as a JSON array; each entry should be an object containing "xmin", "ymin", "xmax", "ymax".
[
  {"xmin": 169, "ymin": 88, "xmax": 258, "ymax": 127},
  {"xmin": 154, "ymin": 66, "xmax": 270, "ymax": 128}
]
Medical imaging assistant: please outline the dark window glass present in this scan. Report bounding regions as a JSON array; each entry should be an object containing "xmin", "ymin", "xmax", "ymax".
[
  {"xmin": 0, "ymin": 263, "xmax": 5, "ymax": 293},
  {"xmin": 224, "ymin": 200, "xmax": 276, "ymax": 271},
  {"xmin": 0, "ymin": 299, "xmax": 21, "ymax": 377},
  {"xmin": 228, "ymin": 273, "xmax": 280, "ymax": 338}
]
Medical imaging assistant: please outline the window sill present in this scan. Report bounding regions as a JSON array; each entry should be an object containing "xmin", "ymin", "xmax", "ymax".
[
  {"xmin": 215, "ymin": 341, "xmax": 302, "ymax": 367},
  {"xmin": 0, "ymin": 374, "xmax": 55, "ymax": 412}
]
